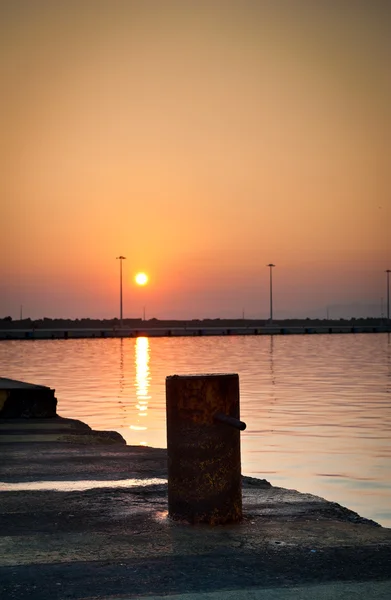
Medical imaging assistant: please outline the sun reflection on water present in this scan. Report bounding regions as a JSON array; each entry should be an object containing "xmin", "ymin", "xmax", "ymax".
[{"xmin": 130, "ymin": 337, "xmax": 150, "ymax": 442}]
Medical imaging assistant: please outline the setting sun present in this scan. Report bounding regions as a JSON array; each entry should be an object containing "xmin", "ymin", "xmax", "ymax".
[{"xmin": 135, "ymin": 272, "xmax": 148, "ymax": 286}]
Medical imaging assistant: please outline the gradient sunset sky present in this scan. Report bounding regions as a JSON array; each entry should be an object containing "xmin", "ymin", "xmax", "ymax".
[{"xmin": 2, "ymin": 0, "xmax": 390, "ymax": 320}]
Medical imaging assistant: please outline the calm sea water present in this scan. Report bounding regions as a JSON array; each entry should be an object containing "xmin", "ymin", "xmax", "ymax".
[{"xmin": 1, "ymin": 334, "xmax": 390, "ymax": 527}]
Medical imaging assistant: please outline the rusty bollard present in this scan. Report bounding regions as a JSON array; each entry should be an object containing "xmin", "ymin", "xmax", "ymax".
[{"xmin": 166, "ymin": 373, "xmax": 246, "ymax": 525}]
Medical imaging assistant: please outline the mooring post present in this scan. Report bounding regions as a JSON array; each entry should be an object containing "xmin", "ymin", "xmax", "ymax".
[{"xmin": 166, "ymin": 373, "xmax": 246, "ymax": 525}]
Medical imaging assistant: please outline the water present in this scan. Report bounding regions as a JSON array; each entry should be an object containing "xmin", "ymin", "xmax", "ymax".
[{"xmin": 1, "ymin": 334, "xmax": 390, "ymax": 527}]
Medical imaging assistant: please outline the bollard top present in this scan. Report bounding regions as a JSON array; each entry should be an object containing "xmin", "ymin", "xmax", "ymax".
[
  {"xmin": 166, "ymin": 373, "xmax": 239, "ymax": 381},
  {"xmin": 166, "ymin": 373, "xmax": 240, "ymax": 426}
]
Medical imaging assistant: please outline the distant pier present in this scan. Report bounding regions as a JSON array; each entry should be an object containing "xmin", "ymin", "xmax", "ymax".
[{"xmin": 0, "ymin": 322, "xmax": 390, "ymax": 340}]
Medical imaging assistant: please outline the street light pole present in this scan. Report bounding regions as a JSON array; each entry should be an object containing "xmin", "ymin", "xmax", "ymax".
[
  {"xmin": 267, "ymin": 264, "xmax": 275, "ymax": 324},
  {"xmin": 116, "ymin": 256, "xmax": 126, "ymax": 328},
  {"xmin": 386, "ymin": 269, "xmax": 391, "ymax": 323}
]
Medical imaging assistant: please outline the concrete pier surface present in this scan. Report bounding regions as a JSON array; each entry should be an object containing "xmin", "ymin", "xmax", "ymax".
[{"xmin": 1, "ymin": 417, "xmax": 391, "ymax": 600}]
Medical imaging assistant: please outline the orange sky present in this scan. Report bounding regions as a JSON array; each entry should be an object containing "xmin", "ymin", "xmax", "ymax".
[{"xmin": 1, "ymin": 0, "xmax": 390, "ymax": 319}]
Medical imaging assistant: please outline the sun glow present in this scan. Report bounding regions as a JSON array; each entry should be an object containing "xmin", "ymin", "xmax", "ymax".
[{"xmin": 135, "ymin": 272, "xmax": 148, "ymax": 286}]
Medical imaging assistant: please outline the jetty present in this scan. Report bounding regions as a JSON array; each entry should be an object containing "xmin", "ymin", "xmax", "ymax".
[
  {"xmin": 1, "ymin": 378, "xmax": 391, "ymax": 599},
  {"xmin": 1, "ymin": 319, "xmax": 390, "ymax": 340}
]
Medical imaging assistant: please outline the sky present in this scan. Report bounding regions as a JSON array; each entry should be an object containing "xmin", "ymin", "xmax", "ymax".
[{"xmin": 1, "ymin": 0, "xmax": 390, "ymax": 320}]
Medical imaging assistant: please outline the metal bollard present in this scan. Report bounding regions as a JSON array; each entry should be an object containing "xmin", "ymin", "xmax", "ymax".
[{"xmin": 166, "ymin": 373, "xmax": 246, "ymax": 525}]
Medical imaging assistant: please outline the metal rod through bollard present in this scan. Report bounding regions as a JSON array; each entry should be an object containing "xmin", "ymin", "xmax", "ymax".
[{"xmin": 214, "ymin": 412, "xmax": 247, "ymax": 431}]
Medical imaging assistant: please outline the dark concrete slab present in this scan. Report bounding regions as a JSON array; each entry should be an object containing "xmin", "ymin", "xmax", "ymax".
[
  {"xmin": 1, "ymin": 418, "xmax": 391, "ymax": 600},
  {"xmin": 0, "ymin": 379, "xmax": 57, "ymax": 418},
  {"xmin": 0, "ymin": 378, "xmax": 49, "ymax": 390}
]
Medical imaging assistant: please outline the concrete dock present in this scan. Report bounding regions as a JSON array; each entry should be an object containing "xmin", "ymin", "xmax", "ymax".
[
  {"xmin": 1, "ymin": 323, "xmax": 390, "ymax": 340},
  {"xmin": 1, "ymin": 416, "xmax": 391, "ymax": 600}
]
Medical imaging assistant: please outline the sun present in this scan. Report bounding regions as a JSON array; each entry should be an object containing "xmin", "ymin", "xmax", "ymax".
[{"xmin": 135, "ymin": 272, "xmax": 148, "ymax": 286}]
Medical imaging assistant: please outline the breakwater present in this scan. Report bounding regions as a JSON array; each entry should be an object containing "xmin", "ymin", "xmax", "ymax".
[{"xmin": 1, "ymin": 323, "xmax": 390, "ymax": 340}]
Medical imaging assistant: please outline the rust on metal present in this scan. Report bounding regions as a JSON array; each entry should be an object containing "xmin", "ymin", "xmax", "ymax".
[{"xmin": 166, "ymin": 373, "xmax": 244, "ymax": 525}]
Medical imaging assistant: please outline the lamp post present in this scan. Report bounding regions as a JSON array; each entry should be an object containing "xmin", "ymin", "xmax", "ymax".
[
  {"xmin": 386, "ymin": 269, "xmax": 391, "ymax": 323},
  {"xmin": 116, "ymin": 256, "xmax": 126, "ymax": 328},
  {"xmin": 267, "ymin": 264, "xmax": 275, "ymax": 324}
]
